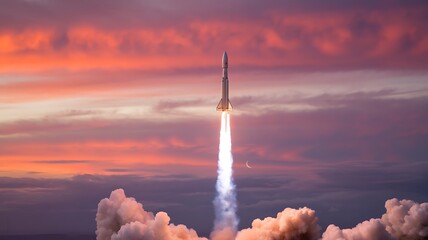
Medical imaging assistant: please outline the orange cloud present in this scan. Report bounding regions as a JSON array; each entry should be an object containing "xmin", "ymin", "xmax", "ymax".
[
  {"xmin": 0, "ymin": 139, "xmax": 214, "ymax": 177},
  {"xmin": 0, "ymin": 29, "xmax": 55, "ymax": 53},
  {"xmin": 1, "ymin": 7, "xmax": 427, "ymax": 74},
  {"xmin": 0, "ymin": 132, "xmax": 217, "ymax": 177}
]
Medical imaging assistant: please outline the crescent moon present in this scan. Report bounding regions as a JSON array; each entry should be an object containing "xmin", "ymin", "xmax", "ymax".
[{"xmin": 245, "ymin": 161, "xmax": 252, "ymax": 169}]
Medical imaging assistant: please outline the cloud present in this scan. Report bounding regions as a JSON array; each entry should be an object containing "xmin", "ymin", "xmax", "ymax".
[
  {"xmin": 96, "ymin": 189, "xmax": 322, "ymax": 240},
  {"xmin": 1, "ymin": 94, "xmax": 427, "ymax": 177},
  {"xmin": 96, "ymin": 189, "xmax": 206, "ymax": 240},
  {"xmin": 381, "ymin": 198, "xmax": 428, "ymax": 239},
  {"xmin": 1, "ymin": 1, "xmax": 428, "ymax": 73},
  {"xmin": 154, "ymin": 99, "xmax": 210, "ymax": 114},
  {"xmin": 97, "ymin": 189, "xmax": 428, "ymax": 240},
  {"xmin": 31, "ymin": 160, "xmax": 90, "ymax": 164},
  {"xmin": 1, "ymin": 174, "xmax": 427, "ymax": 236},
  {"xmin": 235, "ymin": 207, "xmax": 321, "ymax": 240},
  {"xmin": 322, "ymin": 199, "xmax": 428, "ymax": 240},
  {"xmin": 322, "ymin": 219, "xmax": 393, "ymax": 240}
]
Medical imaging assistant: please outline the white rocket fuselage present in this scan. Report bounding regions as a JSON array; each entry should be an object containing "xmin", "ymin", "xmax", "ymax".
[{"xmin": 217, "ymin": 51, "xmax": 232, "ymax": 111}]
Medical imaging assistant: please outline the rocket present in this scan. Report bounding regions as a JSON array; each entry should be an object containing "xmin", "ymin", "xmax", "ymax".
[{"xmin": 216, "ymin": 51, "xmax": 233, "ymax": 111}]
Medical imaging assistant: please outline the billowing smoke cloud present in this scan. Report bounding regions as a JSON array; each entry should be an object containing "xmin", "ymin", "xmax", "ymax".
[
  {"xmin": 381, "ymin": 198, "xmax": 428, "ymax": 239},
  {"xmin": 322, "ymin": 219, "xmax": 393, "ymax": 240},
  {"xmin": 96, "ymin": 189, "xmax": 207, "ymax": 240},
  {"xmin": 235, "ymin": 207, "xmax": 321, "ymax": 240},
  {"xmin": 211, "ymin": 112, "xmax": 238, "ymax": 240},
  {"xmin": 322, "ymin": 198, "xmax": 428, "ymax": 240},
  {"xmin": 96, "ymin": 190, "xmax": 427, "ymax": 240}
]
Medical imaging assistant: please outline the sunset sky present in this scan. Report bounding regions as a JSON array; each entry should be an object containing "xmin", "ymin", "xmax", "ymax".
[{"xmin": 1, "ymin": 0, "xmax": 427, "ymax": 237}]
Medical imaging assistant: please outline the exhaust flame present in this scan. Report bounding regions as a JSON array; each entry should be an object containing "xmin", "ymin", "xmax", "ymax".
[{"xmin": 211, "ymin": 112, "xmax": 238, "ymax": 240}]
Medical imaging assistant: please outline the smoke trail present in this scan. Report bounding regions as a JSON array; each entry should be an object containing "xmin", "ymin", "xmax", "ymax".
[{"xmin": 211, "ymin": 112, "xmax": 238, "ymax": 240}]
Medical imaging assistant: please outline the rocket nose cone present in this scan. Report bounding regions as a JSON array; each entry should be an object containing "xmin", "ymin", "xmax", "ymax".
[{"xmin": 222, "ymin": 51, "xmax": 228, "ymax": 68}]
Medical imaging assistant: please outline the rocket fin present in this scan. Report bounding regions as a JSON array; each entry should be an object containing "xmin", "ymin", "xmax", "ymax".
[
  {"xmin": 216, "ymin": 99, "xmax": 223, "ymax": 111},
  {"xmin": 228, "ymin": 99, "xmax": 233, "ymax": 110}
]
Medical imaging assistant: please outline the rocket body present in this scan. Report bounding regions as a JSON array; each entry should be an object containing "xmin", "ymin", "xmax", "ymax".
[{"xmin": 216, "ymin": 51, "xmax": 233, "ymax": 111}]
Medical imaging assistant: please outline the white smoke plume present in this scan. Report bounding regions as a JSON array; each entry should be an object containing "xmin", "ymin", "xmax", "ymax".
[
  {"xmin": 95, "ymin": 189, "xmax": 207, "ymax": 240},
  {"xmin": 211, "ymin": 112, "xmax": 238, "ymax": 240},
  {"xmin": 235, "ymin": 207, "xmax": 321, "ymax": 240},
  {"xmin": 96, "ymin": 189, "xmax": 428, "ymax": 240}
]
